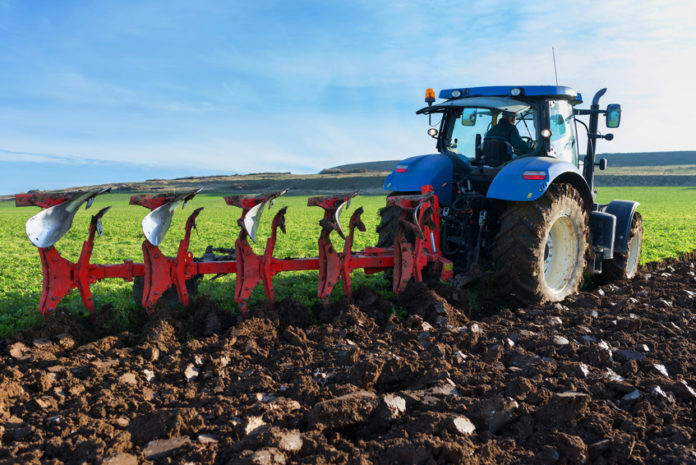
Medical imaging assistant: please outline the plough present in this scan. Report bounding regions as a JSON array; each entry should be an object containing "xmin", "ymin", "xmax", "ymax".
[{"xmin": 16, "ymin": 188, "xmax": 453, "ymax": 319}]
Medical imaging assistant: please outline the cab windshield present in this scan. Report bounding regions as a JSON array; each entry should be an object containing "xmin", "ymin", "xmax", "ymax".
[{"xmin": 444, "ymin": 107, "xmax": 538, "ymax": 161}]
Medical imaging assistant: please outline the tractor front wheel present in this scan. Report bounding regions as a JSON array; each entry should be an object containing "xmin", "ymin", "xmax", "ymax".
[
  {"xmin": 493, "ymin": 183, "xmax": 589, "ymax": 305},
  {"xmin": 600, "ymin": 211, "xmax": 643, "ymax": 282}
]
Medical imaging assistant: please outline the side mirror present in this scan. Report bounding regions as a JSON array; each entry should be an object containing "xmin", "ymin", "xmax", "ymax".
[
  {"xmin": 606, "ymin": 104, "xmax": 621, "ymax": 128},
  {"xmin": 461, "ymin": 109, "xmax": 477, "ymax": 126},
  {"xmin": 594, "ymin": 158, "xmax": 608, "ymax": 170}
]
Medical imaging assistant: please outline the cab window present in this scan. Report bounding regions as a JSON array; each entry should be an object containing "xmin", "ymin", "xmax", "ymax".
[
  {"xmin": 446, "ymin": 108, "xmax": 492, "ymax": 161},
  {"xmin": 548, "ymin": 100, "xmax": 578, "ymax": 165},
  {"xmin": 446, "ymin": 107, "xmax": 537, "ymax": 160}
]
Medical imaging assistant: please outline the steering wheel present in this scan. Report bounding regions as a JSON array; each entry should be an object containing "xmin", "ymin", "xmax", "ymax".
[{"xmin": 520, "ymin": 136, "xmax": 536, "ymax": 150}]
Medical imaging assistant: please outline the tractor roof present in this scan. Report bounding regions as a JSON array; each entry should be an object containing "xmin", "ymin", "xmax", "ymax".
[
  {"xmin": 438, "ymin": 85, "xmax": 582, "ymax": 103},
  {"xmin": 416, "ymin": 96, "xmax": 530, "ymax": 115}
]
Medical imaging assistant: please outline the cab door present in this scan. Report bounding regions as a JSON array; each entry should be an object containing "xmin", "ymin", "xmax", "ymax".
[{"xmin": 548, "ymin": 100, "xmax": 579, "ymax": 167}]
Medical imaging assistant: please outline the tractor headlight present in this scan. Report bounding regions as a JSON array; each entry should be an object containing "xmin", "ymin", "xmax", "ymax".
[
  {"xmin": 427, "ymin": 128, "xmax": 438, "ymax": 137},
  {"xmin": 451, "ymin": 89, "xmax": 462, "ymax": 98},
  {"xmin": 541, "ymin": 128, "xmax": 552, "ymax": 138},
  {"xmin": 510, "ymin": 87, "xmax": 523, "ymax": 97}
]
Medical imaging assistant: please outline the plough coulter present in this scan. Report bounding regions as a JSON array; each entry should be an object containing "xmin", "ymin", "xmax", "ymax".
[{"xmin": 16, "ymin": 188, "xmax": 453, "ymax": 319}]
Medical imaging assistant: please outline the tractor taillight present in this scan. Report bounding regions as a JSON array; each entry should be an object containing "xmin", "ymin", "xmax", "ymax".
[
  {"xmin": 522, "ymin": 171, "xmax": 547, "ymax": 180},
  {"xmin": 395, "ymin": 165, "xmax": 408, "ymax": 173}
]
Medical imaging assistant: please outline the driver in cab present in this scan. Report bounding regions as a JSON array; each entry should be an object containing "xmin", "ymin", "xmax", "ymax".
[{"xmin": 486, "ymin": 111, "xmax": 533, "ymax": 154}]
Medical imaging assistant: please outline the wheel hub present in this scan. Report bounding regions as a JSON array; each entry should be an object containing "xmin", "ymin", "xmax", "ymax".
[
  {"xmin": 626, "ymin": 228, "xmax": 642, "ymax": 278},
  {"xmin": 543, "ymin": 215, "xmax": 578, "ymax": 294}
]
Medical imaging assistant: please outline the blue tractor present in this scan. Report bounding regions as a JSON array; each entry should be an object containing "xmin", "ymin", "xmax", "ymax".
[{"xmin": 379, "ymin": 86, "xmax": 643, "ymax": 304}]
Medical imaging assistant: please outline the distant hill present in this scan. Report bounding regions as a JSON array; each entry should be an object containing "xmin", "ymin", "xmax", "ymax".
[
  {"xmin": 323, "ymin": 160, "xmax": 400, "ymax": 173},
  {"xmin": 595, "ymin": 151, "xmax": 696, "ymax": 166},
  {"xmin": 0, "ymin": 172, "xmax": 390, "ymax": 201}
]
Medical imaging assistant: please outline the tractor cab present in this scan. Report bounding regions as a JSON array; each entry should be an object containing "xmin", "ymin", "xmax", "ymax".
[
  {"xmin": 385, "ymin": 85, "xmax": 621, "ymax": 210},
  {"xmin": 417, "ymin": 86, "xmax": 583, "ymax": 181}
]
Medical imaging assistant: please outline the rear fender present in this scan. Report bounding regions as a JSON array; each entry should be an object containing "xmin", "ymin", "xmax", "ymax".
[
  {"xmin": 383, "ymin": 154, "xmax": 455, "ymax": 206},
  {"xmin": 486, "ymin": 157, "xmax": 593, "ymax": 212},
  {"xmin": 601, "ymin": 200, "xmax": 639, "ymax": 253}
]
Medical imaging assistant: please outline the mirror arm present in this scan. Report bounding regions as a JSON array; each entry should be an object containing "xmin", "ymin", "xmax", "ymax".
[{"xmin": 574, "ymin": 108, "xmax": 605, "ymax": 116}]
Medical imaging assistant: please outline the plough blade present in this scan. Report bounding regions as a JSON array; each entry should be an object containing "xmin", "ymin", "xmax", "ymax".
[
  {"xmin": 73, "ymin": 206, "xmax": 114, "ymax": 318},
  {"xmin": 308, "ymin": 192, "xmax": 360, "ymax": 304},
  {"xmin": 227, "ymin": 190, "xmax": 288, "ymax": 316},
  {"xmin": 261, "ymin": 207, "xmax": 289, "ymax": 303},
  {"xmin": 226, "ymin": 189, "xmax": 288, "ymax": 243},
  {"xmin": 134, "ymin": 190, "xmax": 203, "ymax": 313},
  {"xmin": 308, "ymin": 192, "xmax": 358, "ymax": 240},
  {"xmin": 22, "ymin": 188, "xmax": 111, "ymax": 248},
  {"xmin": 139, "ymin": 188, "xmax": 202, "ymax": 246},
  {"xmin": 16, "ymin": 189, "xmax": 114, "ymax": 318},
  {"xmin": 340, "ymin": 207, "xmax": 367, "ymax": 300}
]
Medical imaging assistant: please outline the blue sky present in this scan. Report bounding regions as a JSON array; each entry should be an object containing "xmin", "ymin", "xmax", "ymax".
[{"xmin": 1, "ymin": 0, "xmax": 695, "ymax": 194}]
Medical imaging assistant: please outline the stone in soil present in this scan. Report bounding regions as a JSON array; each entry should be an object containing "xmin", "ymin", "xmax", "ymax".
[{"xmin": 142, "ymin": 436, "xmax": 190, "ymax": 459}]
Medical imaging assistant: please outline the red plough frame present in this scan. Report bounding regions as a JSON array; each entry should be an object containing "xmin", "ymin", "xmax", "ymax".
[{"xmin": 16, "ymin": 187, "xmax": 453, "ymax": 319}]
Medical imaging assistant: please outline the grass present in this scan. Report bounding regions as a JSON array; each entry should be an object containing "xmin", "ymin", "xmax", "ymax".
[{"xmin": 1, "ymin": 186, "xmax": 695, "ymax": 336}]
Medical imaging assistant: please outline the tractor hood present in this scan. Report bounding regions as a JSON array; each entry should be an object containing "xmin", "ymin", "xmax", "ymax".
[
  {"xmin": 416, "ymin": 96, "xmax": 530, "ymax": 115},
  {"xmin": 383, "ymin": 154, "xmax": 455, "ymax": 206}
]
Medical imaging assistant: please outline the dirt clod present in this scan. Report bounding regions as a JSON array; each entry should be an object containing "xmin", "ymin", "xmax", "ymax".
[{"xmin": 308, "ymin": 390, "xmax": 379, "ymax": 431}]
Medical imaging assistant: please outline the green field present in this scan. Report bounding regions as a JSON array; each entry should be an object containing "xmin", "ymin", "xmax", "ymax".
[{"xmin": 1, "ymin": 187, "xmax": 695, "ymax": 336}]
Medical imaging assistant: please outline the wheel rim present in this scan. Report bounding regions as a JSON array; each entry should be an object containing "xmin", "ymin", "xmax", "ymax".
[
  {"xmin": 626, "ymin": 229, "xmax": 642, "ymax": 278},
  {"xmin": 543, "ymin": 215, "xmax": 579, "ymax": 295}
]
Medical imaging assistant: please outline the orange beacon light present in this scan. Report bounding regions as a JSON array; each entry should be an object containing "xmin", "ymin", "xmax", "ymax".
[{"xmin": 425, "ymin": 88, "xmax": 435, "ymax": 105}]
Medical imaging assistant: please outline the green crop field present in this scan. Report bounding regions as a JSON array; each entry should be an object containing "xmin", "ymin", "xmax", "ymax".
[{"xmin": 1, "ymin": 186, "xmax": 695, "ymax": 336}]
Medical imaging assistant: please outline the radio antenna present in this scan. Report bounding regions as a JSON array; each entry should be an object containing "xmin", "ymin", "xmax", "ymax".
[{"xmin": 552, "ymin": 47, "xmax": 559, "ymax": 85}]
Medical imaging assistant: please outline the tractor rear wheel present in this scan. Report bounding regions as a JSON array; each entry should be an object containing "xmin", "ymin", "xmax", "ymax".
[
  {"xmin": 493, "ymin": 183, "xmax": 589, "ymax": 305},
  {"xmin": 600, "ymin": 211, "xmax": 643, "ymax": 282},
  {"xmin": 376, "ymin": 202, "xmax": 402, "ymax": 248}
]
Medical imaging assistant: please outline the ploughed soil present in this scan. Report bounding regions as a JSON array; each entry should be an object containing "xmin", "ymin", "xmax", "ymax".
[{"xmin": 2, "ymin": 256, "xmax": 696, "ymax": 465}]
